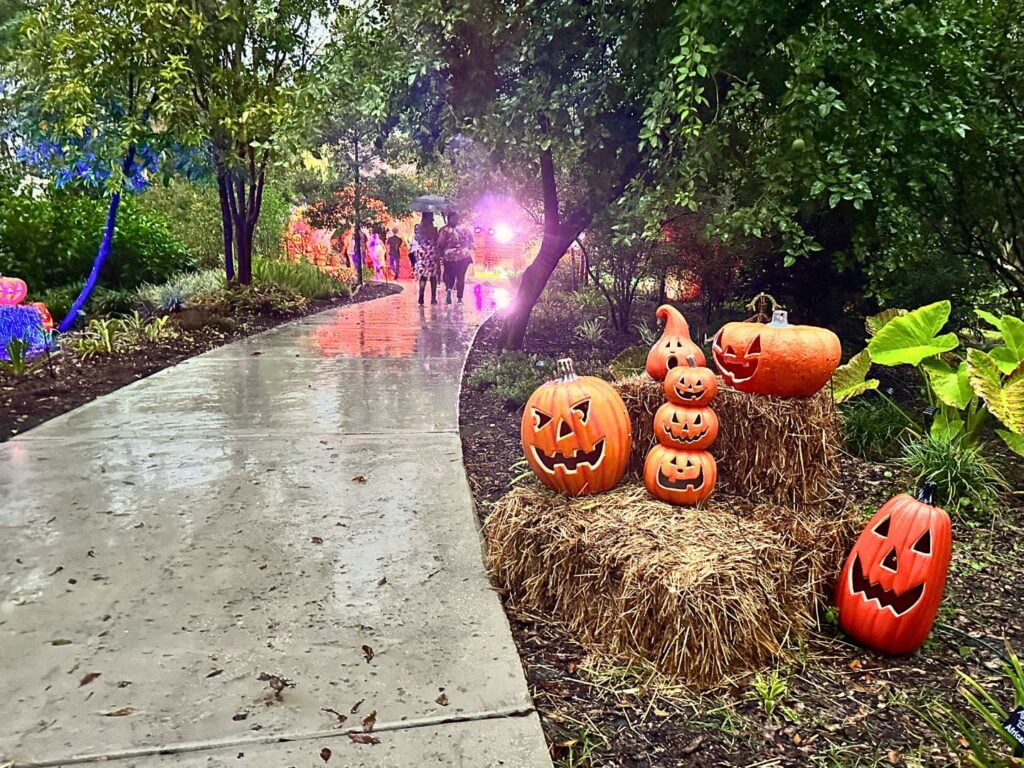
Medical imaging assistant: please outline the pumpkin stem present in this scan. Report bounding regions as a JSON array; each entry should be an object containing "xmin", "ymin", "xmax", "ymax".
[
  {"xmin": 686, "ymin": 355, "xmax": 697, "ymax": 368},
  {"xmin": 770, "ymin": 309, "xmax": 790, "ymax": 327},
  {"xmin": 916, "ymin": 481, "xmax": 937, "ymax": 505},
  {"xmin": 555, "ymin": 357, "xmax": 577, "ymax": 382}
]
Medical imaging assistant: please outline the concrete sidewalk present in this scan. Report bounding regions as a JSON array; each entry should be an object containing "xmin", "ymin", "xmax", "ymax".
[{"xmin": 0, "ymin": 283, "xmax": 550, "ymax": 767}]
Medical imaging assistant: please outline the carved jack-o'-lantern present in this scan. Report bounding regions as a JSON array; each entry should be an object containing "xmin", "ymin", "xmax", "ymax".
[
  {"xmin": 664, "ymin": 358, "xmax": 718, "ymax": 407},
  {"xmin": 645, "ymin": 305, "xmax": 705, "ymax": 381},
  {"xmin": 653, "ymin": 403, "xmax": 719, "ymax": 450},
  {"xmin": 836, "ymin": 484, "xmax": 952, "ymax": 655},
  {"xmin": 0, "ymin": 275, "xmax": 28, "ymax": 306},
  {"xmin": 643, "ymin": 445, "xmax": 717, "ymax": 506},
  {"xmin": 711, "ymin": 310, "xmax": 841, "ymax": 397},
  {"xmin": 521, "ymin": 358, "xmax": 632, "ymax": 496}
]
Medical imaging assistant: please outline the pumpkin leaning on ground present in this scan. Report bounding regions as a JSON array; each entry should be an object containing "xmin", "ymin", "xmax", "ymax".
[
  {"xmin": 643, "ymin": 445, "xmax": 717, "ymax": 506},
  {"xmin": 664, "ymin": 357, "xmax": 719, "ymax": 407},
  {"xmin": 835, "ymin": 483, "xmax": 952, "ymax": 655},
  {"xmin": 645, "ymin": 304, "xmax": 705, "ymax": 381},
  {"xmin": 0, "ymin": 275, "xmax": 28, "ymax": 306},
  {"xmin": 653, "ymin": 403, "xmax": 719, "ymax": 450},
  {"xmin": 521, "ymin": 358, "xmax": 632, "ymax": 496},
  {"xmin": 711, "ymin": 309, "xmax": 841, "ymax": 397}
]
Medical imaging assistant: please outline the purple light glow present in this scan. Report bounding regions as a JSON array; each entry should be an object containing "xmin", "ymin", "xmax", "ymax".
[{"xmin": 493, "ymin": 223, "xmax": 515, "ymax": 244}]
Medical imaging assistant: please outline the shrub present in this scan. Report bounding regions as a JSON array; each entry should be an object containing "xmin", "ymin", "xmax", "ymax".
[
  {"xmin": 574, "ymin": 317, "xmax": 609, "ymax": 343},
  {"xmin": 899, "ymin": 434, "xmax": 1005, "ymax": 515},
  {"xmin": 218, "ymin": 284, "xmax": 308, "ymax": 317},
  {"xmin": 136, "ymin": 269, "xmax": 226, "ymax": 311},
  {"xmin": 467, "ymin": 352, "xmax": 555, "ymax": 406},
  {"xmin": 252, "ymin": 258, "xmax": 351, "ymax": 300},
  {"xmin": 0, "ymin": 187, "xmax": 193, "ymax": 293},
  {"xmin": 840, "ymin": 397, "xmax": 911, "ymax": 462}
]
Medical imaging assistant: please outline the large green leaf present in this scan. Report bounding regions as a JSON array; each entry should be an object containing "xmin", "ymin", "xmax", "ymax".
[
  {"xmin": 867, "ymin": 301, "xmax": 959, "ymax": 366},
  {"xmin": 865, "ymin": 308, "xmax": 907, "ymax": 338},
  {"xmin": 996, "ymin": 314, "xmax": 1024, "ymax": 366},
  {"xmin": 923, "ymin": 359, "xmax": 973, "ymax": 409},
  {"xmin": 930, "ymin": 407, "xmax": 965, "ymax": 442},
  {"xmin": 966, "ymin": 351, "xmax": 1024, "ymax": 433},
  {"xmin": 832, "ymin": 349, "xmax": 879, "ymax": 403},
  {"xmin": 997, "ymin": 429, "xmax": 1024, "ymax": 458}
]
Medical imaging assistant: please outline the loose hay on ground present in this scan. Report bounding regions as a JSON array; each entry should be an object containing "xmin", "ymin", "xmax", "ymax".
[
  {"xmin": 615, "ymin": 374, "xmax": 841, "ymax": 506},
  {"xmin": 485, "ymin": 483, "xmax": 857, "ymax": 688}
]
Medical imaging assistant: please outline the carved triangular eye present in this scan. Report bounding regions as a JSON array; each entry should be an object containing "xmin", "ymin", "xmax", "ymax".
[
  {"xmin": 571, "ymin": 399, "xmax": 591, "ymax": 424},
  {"xmin": 748, "ymin": 336, "xmax": 762, "ymax": 354},
  {"xmin": 693, "ymin": 414, "xmax": 702, "ymax": 426},
  {"xmin": 872, "ymin": 516, "xmax": 891, "ymax": 538},
  {"xmin": 532, "ymin": 409, "xmax": 552, "ymax": 431},
  {"xmin": 912, "ymin": 530, "xmax": 932, "ymax": 555}
]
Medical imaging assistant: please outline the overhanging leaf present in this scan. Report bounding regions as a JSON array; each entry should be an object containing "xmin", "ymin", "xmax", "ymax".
[
  {"xmin": 865, "ymin": 308, "xmax": 907, "ymax": 337},
  {"xmin": 974, "ymin": 308, "xmax": 1001, "ymax": 329},
  {"xmin": 997, "ymin": 429, "xmax": 1024, "ymax": 458},
  {"xmin": 832, "ymin": 349, "xmax": 879, "ymax": 403},
  {"xmin": 923, "ymin": 359, "xmax": 973, "ymax": 410},
  {"xmin": 996, "ymin": 314, "xmax": 1024, "ymax": 365},
  {"xmin": 966, "ymin": 351, "xmax": 1024, "ymax": 433},
  {"xmin": 867, "ymin": 301, "xmax": 959, "ymax": 366}
]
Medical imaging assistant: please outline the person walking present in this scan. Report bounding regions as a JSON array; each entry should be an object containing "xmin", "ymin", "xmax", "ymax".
[
  {"xmin": 413, "ymin": 213, "xmax": 440, "ymax": 304},
  {"xmin": 437, "ymin": 211, "xmax": 475, "ymax": 304},
  {"xmin": 387, "ymin": 226, "xmax": 404, "ymax": 280}
]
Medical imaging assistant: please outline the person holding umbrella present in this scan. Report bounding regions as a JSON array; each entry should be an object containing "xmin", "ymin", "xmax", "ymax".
[
  {"xmin": 437, "ymin": 210, "xmax": 475, "ymax": 304},
  {"xmin": 412, "ymin": 212, "xmax": 440, "ymax": 304}
]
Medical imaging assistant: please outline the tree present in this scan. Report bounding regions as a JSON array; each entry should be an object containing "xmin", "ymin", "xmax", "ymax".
[
  {"xmin": 16, "ymin": 0, "xmax": 171, "ymax": 330},
  {"xmin": 393, "ymin": 0, "xmax": 681, "ymax": 348},
  {"xmin": 644, "ymin": 0, "xmax": 1024, "ymax": 313}
]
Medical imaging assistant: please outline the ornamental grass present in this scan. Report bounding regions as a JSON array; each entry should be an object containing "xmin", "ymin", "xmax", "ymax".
[
  {"xmin": 485, "ymin": 483, "xmax": 858, "ymax": 688},
  {"xmin": 615, "ymin": 374, "xmax": 842, "ymax": 506}
]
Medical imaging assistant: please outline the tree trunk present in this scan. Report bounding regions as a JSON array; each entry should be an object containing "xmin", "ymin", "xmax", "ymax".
[
  {"xmin": 500, "ymin": 232, "xmax": 576, "ymax": 349},
  {"xmin": 57, "ymin": 144, "xmax": 137, "ymax": 333},
  {"xmin": 352, "ymin": 135, "xmax": 363, "ymax": 286},
  {"xmin": 216, "ymin": 157, "xmax": 235, "ymax": 283}
]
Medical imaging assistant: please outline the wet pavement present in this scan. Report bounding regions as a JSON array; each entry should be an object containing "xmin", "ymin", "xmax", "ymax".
[{"xmin": 0, "ymin": 282, "xmax": 550, "ymax": 767}]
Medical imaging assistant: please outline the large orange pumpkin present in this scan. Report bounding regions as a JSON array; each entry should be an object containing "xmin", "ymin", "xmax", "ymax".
[
  {"xmin": 0, "ymin": 275, "xmax": 28, "ymax": 306},
  {"xmin": 835, "ymin": 484, "xmax": 952, "ymax": 655},
  {"xmin": 653, "ymin": 403, "xmax": 719, "ymax": 450},
  {"xmin": 645, "ymin": 305, "xmax": 705, "ymax": 381},
  {"xmin": 643, "ymin": 445, "xmax": 717, "ymax": 506},
  {"xmin": 711, "ymin": 310, "xmax": 841, "ymax": 397},
  {"xmin": 664, "ymin": 357, "xmax": 718, "ymax": 407},
  {"xmin": 521, "ymin": 358, "xmax": 632, "ymax": 496}
]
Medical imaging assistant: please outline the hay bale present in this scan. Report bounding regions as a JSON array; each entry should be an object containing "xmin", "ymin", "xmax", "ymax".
[
  {"xmin": 485, "ymin": 483, "xmax": 857, "ymax": 688},
  {"xmin": 615, "ymin": 374, "xmax": 841, "ymax": 506}
]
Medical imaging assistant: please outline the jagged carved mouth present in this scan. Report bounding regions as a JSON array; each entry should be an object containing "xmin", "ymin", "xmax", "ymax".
[
  {"xmin": 532, "ymin": 438, "xmax": 605, "ymax": 474},
  {"xmin": 662, "ymin": 423, "xmax": 709, "ymax": 445},
  {"xmin": 713, "ymin": 332, "xmax": 760, "ymax": 383},
  {"xmin": 657, "ymin": 465, "xmax": 705, "ymax": 492},
  {"xmin": 672, "ymin": 386, "xmax": 706, "ymax": 401},
  {"xmin": 848, "ymin": 555, "xmax": 925, "ymax": 616}
]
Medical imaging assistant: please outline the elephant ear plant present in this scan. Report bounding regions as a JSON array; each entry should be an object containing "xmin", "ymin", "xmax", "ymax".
[{"xmin": 834, "ymin": 301, "xmax": 1022, "ymax": 510}]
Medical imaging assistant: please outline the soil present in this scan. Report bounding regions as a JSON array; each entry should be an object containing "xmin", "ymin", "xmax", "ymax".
[
  {"xmin": 0, "ymin": 281, "xmax": 401, "ymax": 441},
  {"xmin": 459, "ymin": 305, "xmax": 1024, "ymax": 767}
]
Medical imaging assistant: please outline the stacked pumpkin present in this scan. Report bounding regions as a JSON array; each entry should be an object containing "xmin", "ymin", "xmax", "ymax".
[{"xmin": 643, "ymin": 357, "xmax": 719, "ymax": 506}]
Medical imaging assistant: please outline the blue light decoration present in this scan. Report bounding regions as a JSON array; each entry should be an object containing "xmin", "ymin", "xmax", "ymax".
[{"xmin": 0, "ymin": 305, "xmax": 48, "ymax": 361}]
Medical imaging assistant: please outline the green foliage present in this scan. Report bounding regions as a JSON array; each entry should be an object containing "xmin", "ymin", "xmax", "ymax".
[
  {"xmin": 138, "ymin": 180, "xmax": 226, "ymax": 269},
  {"xmin": 899, "ymin": 434, "xmax": 1004, "ymax": 514},
  {"xmin": 926, "ymin": 645, "xmax": 1024, "ymax": 768},
  {"xmin": 573, "ymin": 317, "xmax": 609, "ymax": 343},
  {"xmin": 609, "ymin": 345, "xmax": 648, "ymax": 380},
  {"xmin": 0, "ymin": 188, "xmax": 194, "ymax": 294},
  {"xmin": 252, "ymin": 258, "xmax": 351, "ymax": 300},
  {"xmin": 840, "ymin": 397, "xmax": 910, "ymax": 463},
  {"xmin": 466, "ymin": 352, "xmax": 556, "ymax": 407},
  {"xmin": 136, "ymin": 269, "xmax": 226, "ymax": 312},
  {"xmin": 0, "ymin": 334, "xmax": 41, "ymax": 377},
  {"xmin": 749, "ymin": 669, "xmax": 789, "ymax": 718},
  {"xmin": 73, "ymin": 318, "xmax": 131, "ymax": 359},
  {"xmin": 867, "ymin": 301, "xmax": 960, "ymax": 367},
  {"xmin": 217, "ymin": 284, "xmax": 308, "ymax": 318}
]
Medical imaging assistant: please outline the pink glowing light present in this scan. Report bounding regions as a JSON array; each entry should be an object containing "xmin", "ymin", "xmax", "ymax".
[
  {"xmin": 493, "ymin": 287, "xmax": 512, "ymax": 308},
  {"xmin": 493, "ymin": 222, "xmax": 515, "ymax": 244}
]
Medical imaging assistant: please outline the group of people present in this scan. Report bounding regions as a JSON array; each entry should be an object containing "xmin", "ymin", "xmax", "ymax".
[{"xmin": 343, "ymin": 210, "xmax": 475, "ymax": 305}]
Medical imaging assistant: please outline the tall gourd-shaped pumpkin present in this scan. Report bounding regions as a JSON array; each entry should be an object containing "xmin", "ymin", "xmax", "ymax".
[
  {"xmin": 646, "ymin": 305, "xmax": 705, "ymax": 381},
  {"xmin": 836, "ymin": 484, "xmax": 952, "ymax": 655},
  {"xmin": 521, "ymin": 358, "xmax": 632, "ymax": 496},
  {"xmin": 644, "ymin": 357, "xmax": 718, "ymax": 505},
  {"xmin": 712, "ymin": 309, "xmax": 841, "ymax": 397}
]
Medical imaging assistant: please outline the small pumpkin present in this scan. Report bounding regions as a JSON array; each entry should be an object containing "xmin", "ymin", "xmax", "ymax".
[
  {"xmin": 643, "ymin": 445, "xmax": 717, "ymax": 506},
  {"xmin": 664, "ymin": 358, "xmax": 718, "ymax": 407},
  {"xmin": 645, "ymin": 305, "xmax": 705, "ymax": 381},
  {"xmin": 711, "ymin": 309, "xmax": 841, "ymax": 397},
  {"xmin": 521, "ymin": 358, "xmax": 632, "ymax": 496},
  {"xmin": 0, "ymin": 275, "xmax": 28, "ymax": 306},
  {"xmin": 653, "ymin": 403, "xmax": 719, "ymax": 450},
  {"xmin": 29, "ymin": 302, "xmax": 54, "ymax": 332},
  {"xmin": 835, "ymin": 484, "xmax": 952, "ymax": 655}
]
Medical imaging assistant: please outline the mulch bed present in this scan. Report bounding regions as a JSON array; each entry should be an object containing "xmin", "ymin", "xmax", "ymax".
[
  {"xmin": 460, "ymin": 310, "xmax": 1024, "ymax": 767},
  {"xmin": 0, "ymin": 281, "xmax": 400, "ymax": 441}
]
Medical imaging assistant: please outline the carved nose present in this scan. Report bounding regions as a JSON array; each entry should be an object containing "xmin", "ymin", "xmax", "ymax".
[
  {"xmin": 881, "ymin": 548, "xmax": 898, "ymax": 572},
  {"xmin": 558, "ymin": 420, "xmax": 574, "ymax": 440}
]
